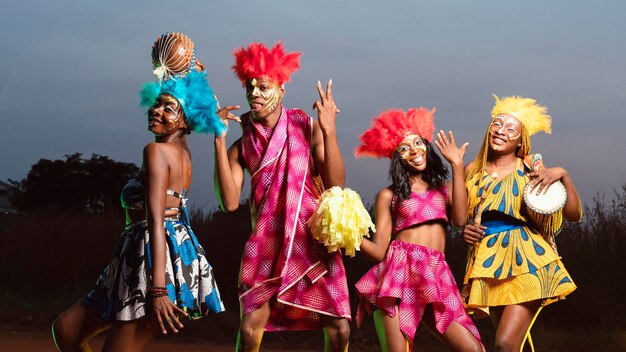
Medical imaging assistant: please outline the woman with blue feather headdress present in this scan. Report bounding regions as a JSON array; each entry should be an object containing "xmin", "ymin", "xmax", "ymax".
[{"xmin": 52, "ymin": 32, "xmax": 229, "ymax": 351}]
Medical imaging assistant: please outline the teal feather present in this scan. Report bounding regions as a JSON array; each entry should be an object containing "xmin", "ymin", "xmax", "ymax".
[{"xmin": 139, "ymin": 70, "xmax": 226, "ymax": 136}]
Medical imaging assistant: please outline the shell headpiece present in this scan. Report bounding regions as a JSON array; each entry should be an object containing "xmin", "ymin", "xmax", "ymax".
[{"xmin": 151, "ymin": 32, "xmax": 198, "ymax": 82}]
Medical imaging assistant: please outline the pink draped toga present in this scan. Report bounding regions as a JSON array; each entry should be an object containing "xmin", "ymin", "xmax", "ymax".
[{"xmin": 239, "ymin": 107, "xmax": 351, "ymax": 331}]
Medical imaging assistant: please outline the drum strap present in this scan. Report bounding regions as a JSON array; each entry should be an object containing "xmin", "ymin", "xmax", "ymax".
[{"xmin": 521, "ymin": 305, "xmax": 543, "ymax": 352}]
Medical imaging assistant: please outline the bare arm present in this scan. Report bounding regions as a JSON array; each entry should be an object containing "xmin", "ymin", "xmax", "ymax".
[
  {"xmin": 214, "ymin": 137, "xmax": 245, "ymax": 212},
  {"xmin": 144, "ymin": 143, "xmax": 187, "ymax": 334},
  {"xmin": 144, "ymin": 143, "xmax": 168, "ymax": 288},
  {"xmin": 434, "ymin": 130, "xmax": 469, "ymax": 226},
  {"xmin": 360, "ymin": 188, "xmax": 394, "ymax": 262},
  {"xmin": 312, "ymin": 80, "xmax": 345, "ymax": 188}
]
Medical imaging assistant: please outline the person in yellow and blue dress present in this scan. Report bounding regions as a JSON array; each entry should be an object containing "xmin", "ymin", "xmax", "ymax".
[{"xmin": 460, "ymin": 95, "xmax": 582, "ymax": 352}]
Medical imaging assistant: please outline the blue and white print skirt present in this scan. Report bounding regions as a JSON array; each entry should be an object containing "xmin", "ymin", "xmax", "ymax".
[{"xmin": 84, "ymin": 219, "xmax": 225, "ymax": 321}]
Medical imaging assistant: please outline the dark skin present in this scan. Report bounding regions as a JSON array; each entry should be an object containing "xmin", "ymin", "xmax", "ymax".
[
  {"xmin": 214, "ymin": 79, "xmax": 348, "ymax": 352},
  {"xmin": 461, "ymin": 114, "xmax": 582, "ymax": 352},
  {"xmin": 52, "ymin": 94, "xmax": 191, "ymax": 351},
  {"xmin": 359, "ymin": 132, "xmax": 481, "ymax": 352}
]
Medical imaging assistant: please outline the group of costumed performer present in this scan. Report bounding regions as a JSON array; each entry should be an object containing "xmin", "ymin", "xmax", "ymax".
[
  {"xmin": 213, "ymin": 42, "xmax": 352, "ymax": 352},
  {"xmin": 50, "ymin": 31, "xmax": 583, "ymax": 352},
  {"xmin": 353, "ymin": 108, "xmax": 485, "ymax": 352},
  {"xmin": 52, "ymin": 32, "xmax": 225, "ymax": 352},
  {"xmin": 461, "ymin": 95, "xmax": 582, "ymax": 351}
]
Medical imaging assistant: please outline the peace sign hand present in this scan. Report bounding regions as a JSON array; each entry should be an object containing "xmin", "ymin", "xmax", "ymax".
[{"xmin": 312, "ymin": 80, "xmax": 340, "ymax": 134}]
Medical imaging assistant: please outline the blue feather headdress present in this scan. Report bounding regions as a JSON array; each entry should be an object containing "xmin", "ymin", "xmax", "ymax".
[{"xmin": 139, "ymin": 70, "xmax": 226, "ymax": 136}]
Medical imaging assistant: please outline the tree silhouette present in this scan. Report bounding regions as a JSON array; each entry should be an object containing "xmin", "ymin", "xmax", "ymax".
[{"xmin": 9, "ymin": 153, "xmax": 139, "ymax": 213}]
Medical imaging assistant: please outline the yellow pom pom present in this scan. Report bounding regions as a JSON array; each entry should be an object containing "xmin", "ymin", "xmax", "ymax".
[{"xmin": 308, "ymin": 187, "xmax": 375, "ymax": 257}]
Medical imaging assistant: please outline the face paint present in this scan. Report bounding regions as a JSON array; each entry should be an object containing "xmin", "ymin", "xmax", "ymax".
[
  {"xmin": 148, "ymin": 94, "xmax": 185, "ymax": 135},
  {"xmin": 246, "ymin": 78, "xmax": 282, "ymax": 118},
  {"xmin": 396, "ymin": 134, "xmax": 427, "ymax": 159},
  {"xmin": 489, "ymin": 115, "xmax": 522, "ymax": 141}
]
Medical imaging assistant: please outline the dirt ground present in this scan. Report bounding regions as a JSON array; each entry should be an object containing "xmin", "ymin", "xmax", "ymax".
[{"xmin": 0, "ymin": 330, "xmax": 320, "ymax": 352}]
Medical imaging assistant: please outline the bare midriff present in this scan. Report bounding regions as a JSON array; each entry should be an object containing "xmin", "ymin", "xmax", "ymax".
[{"xmin": 394, "ymin": 221, "xmax": 447, "ymax": 252}]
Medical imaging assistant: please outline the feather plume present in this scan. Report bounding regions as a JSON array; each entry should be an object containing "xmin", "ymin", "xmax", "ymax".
[
  {"xmin": 491, "ymin": 94, "xmax": 551, "ymax": 136},
  {"xmin": 232, "ymin": 41, "xmax": 301, "ymax": 85},
  {"xmin": 139, "ymin": 70, "xmax": 226, "ymax": 136},
  {"xmin": 355, "ymin": 107, "xmax": 436, "ymax": 159}
]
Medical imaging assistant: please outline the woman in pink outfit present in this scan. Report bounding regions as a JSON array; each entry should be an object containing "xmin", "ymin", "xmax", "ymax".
[{"xmin": 354, "ymin": 108, "xmax": 483, "ymax": 352}]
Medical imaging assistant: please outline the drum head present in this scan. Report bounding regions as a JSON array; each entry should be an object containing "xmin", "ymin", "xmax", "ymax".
[{"xmin": 524, "ymin": 180, "xmax": 567, "ymax": 215}]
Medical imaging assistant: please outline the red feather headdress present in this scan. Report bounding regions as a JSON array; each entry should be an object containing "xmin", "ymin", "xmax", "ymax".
[
  {"xmin": 355, "ymin": 107, "xmax": 436, "ymax": 159},
  {"xmin": 232, "ymin": 41, "xmax": 301, "ymax": 86}
]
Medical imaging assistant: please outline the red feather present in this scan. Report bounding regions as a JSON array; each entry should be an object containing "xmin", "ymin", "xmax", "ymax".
[
  {"xmin": 232, "ymin": 41, "xmax": 301, "ymax": 85},
  {"xmin": 355, "ymin": 107, "xmax": 436, "ymax": 159}
]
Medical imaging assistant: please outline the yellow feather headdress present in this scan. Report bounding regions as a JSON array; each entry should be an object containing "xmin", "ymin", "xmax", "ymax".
[{"xmin": 491, "ymin": 94, "xmax": 552, "ymax": 136}]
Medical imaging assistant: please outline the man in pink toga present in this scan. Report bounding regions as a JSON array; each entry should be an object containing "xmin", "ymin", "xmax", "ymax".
[{"xmin": 214, "ymin": 42, "xmax": 351, "ymax": 351}]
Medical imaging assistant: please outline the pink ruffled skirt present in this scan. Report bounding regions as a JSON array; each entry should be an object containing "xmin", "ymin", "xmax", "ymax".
[{"xmin": 355, "ymin": 240, "xmax": 482, "ymax": 347}]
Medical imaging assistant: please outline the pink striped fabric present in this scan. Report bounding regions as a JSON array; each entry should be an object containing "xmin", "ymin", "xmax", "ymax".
[
  {"xmin": 356, "ymin": 241, "xmax": 483, "ymax": 350},
  {"xmin": 239, "ymin": 107, "xmax": 351, "ymax": 331}
]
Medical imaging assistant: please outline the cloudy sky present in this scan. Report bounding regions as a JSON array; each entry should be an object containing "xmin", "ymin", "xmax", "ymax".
[{"xmin": 1, "ymin": 0, "xmax": 624, "ymax": 210}]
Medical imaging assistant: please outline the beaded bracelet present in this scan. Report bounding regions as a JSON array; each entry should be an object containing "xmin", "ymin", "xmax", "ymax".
[{"xmin": 151, "ymin": 291, "xmax": 168, "ymax": 298}]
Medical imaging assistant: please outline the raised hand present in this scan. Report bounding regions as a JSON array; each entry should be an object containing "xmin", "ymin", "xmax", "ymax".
[
  {"xmin": 312, "ymin": 80, "xmax": 340, "ymax": 134},
  {"xmin": 150, "ymin": 295, "xmax": 188, "ymax": 334},
  {"xmin": 216, "ymin": 103, "xmax": 241, "ymax": 138},
  {"xmin": 434, "ymin": 130, "xmax": 468, "ymax": 167},
  {"xmin": 527, "ymin": 166, "xmax": 567, "ymax": 195}
]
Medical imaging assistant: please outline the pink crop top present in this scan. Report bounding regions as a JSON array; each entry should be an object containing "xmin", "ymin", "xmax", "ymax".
[{"xmin": 391, "ymin": 186, "xmax": 449, "ymax": 233}]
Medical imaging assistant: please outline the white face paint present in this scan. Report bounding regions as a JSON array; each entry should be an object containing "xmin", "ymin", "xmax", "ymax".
[
  {"xmin": 489, "ymin": 114, "xmax": 522, "ymax": 141},
  {"xmin": 396, "ymin": 134, "xmax": 427, "ymax": 158},
  {"xmin": 148, "ymin": 94, "xmax": 185, "ymax": 136},
  {"xmin": 396, "ymin": 134, "xmax": 428, "ymax": 172}
]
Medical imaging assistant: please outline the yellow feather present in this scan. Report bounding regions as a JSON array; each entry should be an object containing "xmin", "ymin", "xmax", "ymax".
[{"xmin": 491, "ymin": 94, "xmax": 552, "ymax": 136}]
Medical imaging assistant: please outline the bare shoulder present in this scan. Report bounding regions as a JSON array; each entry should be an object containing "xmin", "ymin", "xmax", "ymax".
[
  {"xmin": 376, "ymin": 187, "xmax": 394, "ymax": 204},
  {"xmin": 143, "ymin": 142, "xmax": 166, "ymax": 158}
]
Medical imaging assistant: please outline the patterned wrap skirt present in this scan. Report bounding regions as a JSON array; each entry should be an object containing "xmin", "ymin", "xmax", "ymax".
[
  {"xmin": 356, "ymin": 241, "xmax": 483, "ymax": 348},
  {"xmin": 462, "ymin": 219, "xmax": 576, "ymax": 312},
  {"xmin": 84, "ymin": 218, "xmax": 225, "ymax": 321}
]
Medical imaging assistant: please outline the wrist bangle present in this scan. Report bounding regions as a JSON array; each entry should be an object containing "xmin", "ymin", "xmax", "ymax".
[
  {"xmin": 150, "ymin": 291, "xmax": 168, "ymax": 298},
  {"xmin": 451, "ymin": 225, "xmax": 464, "ymax": 239}
]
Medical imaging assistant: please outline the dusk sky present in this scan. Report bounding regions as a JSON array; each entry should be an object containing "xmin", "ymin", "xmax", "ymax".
[{"xmin": 1, "ymin": 0, "xmax": 624, "ymax": 211}]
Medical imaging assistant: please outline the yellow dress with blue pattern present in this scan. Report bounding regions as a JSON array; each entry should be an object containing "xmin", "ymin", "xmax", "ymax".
[{"xmin": 463, "ymin": 158, "xmax": 576, "ymax": 310}]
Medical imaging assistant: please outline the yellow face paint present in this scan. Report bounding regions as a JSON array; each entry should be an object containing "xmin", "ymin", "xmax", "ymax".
[{"xmin": 247, "ymin": 78, "xmax": 281, "ymax": 117}]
